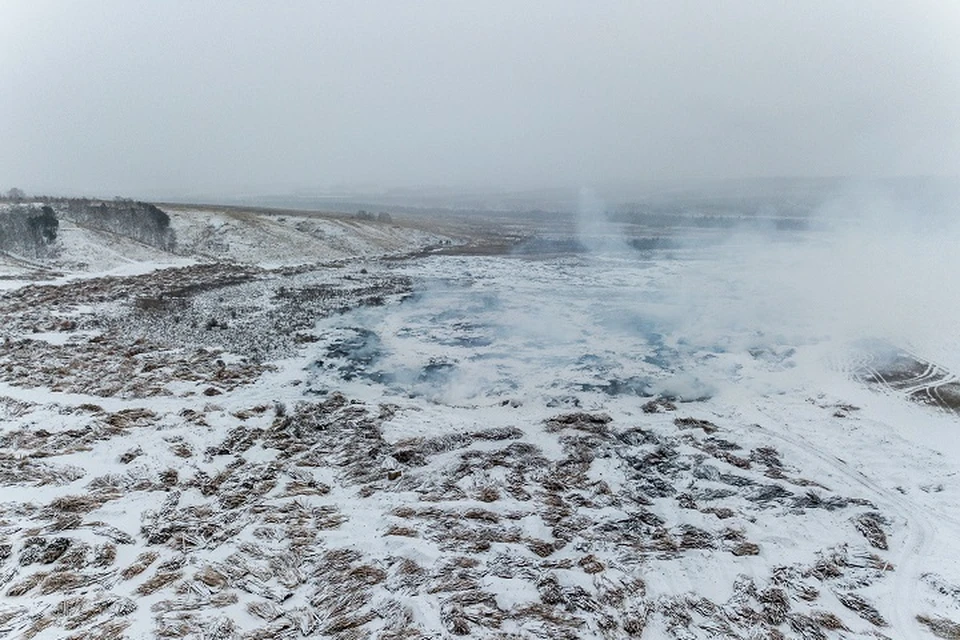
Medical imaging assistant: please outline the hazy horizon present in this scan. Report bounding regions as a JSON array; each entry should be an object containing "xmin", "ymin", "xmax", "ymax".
[{"xmin": 2, "ymin": 1, "xmax": 959, "ymax": 198}]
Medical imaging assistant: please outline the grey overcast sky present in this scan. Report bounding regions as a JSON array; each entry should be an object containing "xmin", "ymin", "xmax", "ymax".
[{"xmin": 1, "ymin": 1, "xmax": 958, "ymax": 196}]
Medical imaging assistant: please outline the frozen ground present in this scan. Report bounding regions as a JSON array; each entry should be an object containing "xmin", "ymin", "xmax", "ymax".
[
  {"xmin": 0, "ymin": 205, "xmax": 958, "ymax": 639},
  {"xmin": 0, "ymin": 202, "xmax": 457, "ymax": 280}
]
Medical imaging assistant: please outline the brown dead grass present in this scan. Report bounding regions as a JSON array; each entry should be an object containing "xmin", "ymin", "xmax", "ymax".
[
  {"xmin": 385, "ymin": 524, "xmax": 419, "ymax": 537},
  {"xmin": 40, "ymin": 570, "xmax": 91, "ymax": 595},
  {"xmin": 836, "ymin": 591, "xmax": 887, "ymax": 627},
  {"xmin": 919, "ymin": 615, "xmax": 960, "ymax": 639},
  {"xmin": 193, "ymin": 565, "xmax": 227, "ymax": 589},
  {"xmin": 6, "ymin": 571, "xmax": 48, "ymax": 597},
  {"xmin": 674, "ymin": 417, "xmax": 719, "ymax": 434},
  {"xmin": 48, "ymin": 494, "xmax": 110, "ymax": 514},
  {"xmin": 120, "ymin": 550, "xmax": 159, "ymax": 580},
  {"xmin": 135, "ymin": 569, "xmax": 182, "ymax": 596},
  {"xmin": 854, "ymin": 512, "xmax": 889, "ymax": 550},
  {"xmin": 578, "ymin": 554, "xmax": 605, "ymax": 574},
  {"xmin": 66, "ymin": 619, "xmax": 130, "ymax": 640}
]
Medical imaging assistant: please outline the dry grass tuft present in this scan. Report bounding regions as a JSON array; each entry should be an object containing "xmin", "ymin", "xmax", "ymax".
[
  {"xmin": 384, "ymin": 525, "xmax": 419, "ymax": 537},
  {"xmin": 390, "ymin": 506, "xmax": 417, "ymax": 518},
  {"xmin": 836, "ymin": 591, "xmax": 887, "ymax": 626},
  {"xmin": 0, "ymin": 453, "xmax": 85, "ymax": 486},
  {"xmin": 40, "ymin": 570, "xmax": 90, "ymax": 594},
  {"xmin": 169, "ymin": 441, "xmax": 194, "ymax": 458},
  {"xmin": 786, "ymin": 613, "xmax": 828, "ymax": 640},
  {"xmin": 322, "ymin": 610, "xmax": 377, "ymax": 635},
  {"xmin": 527, "ymin": 539, "xmax": 557, "ymax": 558},
  {"xmin": 62, "ymin": 596, "xmax": 123, "ymax": 630},
  {"xmin": 6, "ymin": 571, "xmax": 48, "ymax": 596},
  {"xmin": 730, "ymin": 542, "xmax": 761, "ymax": 556},
  {"xmin": 674, "ymin": 417, "xmax": 719, "ymax": 434},
  {"xmin": 463, "ymin": 507, "xmax": 499, "ymax": 523},
  {"xmin": 194, "ymin": 565, "xmax": 228, "ymax": 589},
  {"xmin": 853, "ymin": 512, "xmax": 889, "ymax": 550},
  {"xmin": 48, "ymin": 494, "xmax": 109, "ymax": 514},
  {"xmin": 20, "ymin": 615, "xmax": 55, "ymax": 639},
  {"xmin": 812, "ymin": 610, "xmax": 849, "ymax": 631},
  {"xmin": 322, "ymin": 548, "xmax": 363, "ymax": 571},
  {"xmin": 121, "ymin": 551, "xmax": 160, "ymax": 580},
  {"xmin": 578, "ymin": 554, "xmax": 604, "ymax": 574},
  {"xmin": 918, "ymin": 615, "xmax": 960, "ymax": 639},
  {"xmin": 758, "ymin": 587, "xmax": 790, "ymax": 625},
  {"xmin": 393, "ymin": 557, "xmax": 426, "ymax": 577},
  {"xmin": 642, "ymin": 398, "xmax": 677, "ymax": 413},
  {"xmin": 67, "ymin": 619, "xmax": 130, "ymax": 640},
  {"xmin": 544, "ymin": 412, "xmax": 612, "ymax": 434},
  {"xmin": 476, "ymin": 486, "xmax": 500, "ymax": 502},
  {"xmin": 281, "ymin": 480, "xmax": 330, "ymax": 497},
  {"xmin": 247, "ymin": 600, "xmax": 285, "ymax": 621},
  {"xmin": 350, "ymin": 564, "xmax": 387, "ymax": 585},
  {"xmin": 135, "ymin": 568, "xmax": 182, "ymax": 596}
]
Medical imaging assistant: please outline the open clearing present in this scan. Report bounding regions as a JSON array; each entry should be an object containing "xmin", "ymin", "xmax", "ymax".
[{"xmin": 0, "ymin": 203, "xmax": 959, "ymax": 639}]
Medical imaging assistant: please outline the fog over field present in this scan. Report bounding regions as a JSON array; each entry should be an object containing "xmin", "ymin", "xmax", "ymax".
[
  {"xmin": 2, "ymin": 1, "xmax": 959, "ymax": 195},
  {"xmin": 2, "ymin": 3, "xmax": 960, "ymax": 640}
]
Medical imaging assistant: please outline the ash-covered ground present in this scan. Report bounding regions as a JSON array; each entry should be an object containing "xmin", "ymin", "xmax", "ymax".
[{"xmin": 1, "ymin": 202, "xmax": 959, "ymax": 639}]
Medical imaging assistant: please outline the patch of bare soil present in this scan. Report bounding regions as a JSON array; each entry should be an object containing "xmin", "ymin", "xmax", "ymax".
[
  {"xmin": 0, "ymin": 260, "xmax": 414, "ymax": 401},
  {"xmin": 113, "ymin": 263, "xmax": 412, "ymax": 362},
  {"xmin": 0, "ymin": 337, "xmax": 267, "ymax": 398},
  {"xmin": 0, "ymin": 263, "xmax": 262, "ymax": 336},
  {"xmin": 852, "ymin": 345, "xmax": 960, "ymax": 414}
]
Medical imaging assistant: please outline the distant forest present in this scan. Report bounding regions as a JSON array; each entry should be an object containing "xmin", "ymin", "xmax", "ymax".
[{"xmin": 0, "ymin": 195, "xmax": 176, "ymax": 256}]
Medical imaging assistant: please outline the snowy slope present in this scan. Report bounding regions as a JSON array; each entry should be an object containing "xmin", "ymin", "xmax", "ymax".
[
  {"xmin": 1, "ymin": 202, "xmax": 454, "ymax": 281},
  {"xmin": 165, "ymin": 206, "xmax": 449, "ymax": 267}
]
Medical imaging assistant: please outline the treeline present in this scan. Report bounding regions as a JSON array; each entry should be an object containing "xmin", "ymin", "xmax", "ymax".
[
  {"xmin": 608, "ymin": 209, "xmax": 809, "ymax": 231},
  {"xmin": 0, "ymin": 204, "xmax": 59, "ymax": 257},
  {"xmin": 609, "ymin": 195, "xmax": 817, "ymax": 231},
  {"xmin": 0, "ymin": 196, "xmax": 177, "ymax": 256},
  {"xmin": 55, "ymin": 198, "xmax": 175, "ymax": 250},
  {"xmin": 0, "ymin": 188, "xmax": 27, "ymax": 201},
  {"xmin": 355, "ymin": 209, "xmax": 393, "ymax": 223}
]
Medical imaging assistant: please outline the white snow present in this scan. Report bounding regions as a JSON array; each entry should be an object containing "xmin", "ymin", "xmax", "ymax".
[{"xmin": 0, "ymin": 207, "xmax": 958, "ymax": 638}]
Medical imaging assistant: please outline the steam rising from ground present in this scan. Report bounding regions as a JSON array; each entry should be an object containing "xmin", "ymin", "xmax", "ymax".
[
  {"xmin": 5, "ymin": 193, "xmax": 960, "ymax": 639},
  {"xmin": 576, "ymin": 187, "xmax": 630, "ymax": 254},
  {"xmin": 660, "ymin": 183, "xmax": 960, "ymax": 374},
  {"xmin": 309, "ymin": 180, "xmax": 960, "ymax": 408}
]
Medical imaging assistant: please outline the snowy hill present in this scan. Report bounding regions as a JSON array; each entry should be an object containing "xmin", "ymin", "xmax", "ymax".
[{"xmin": 0, "ymin": 201, "xmax": 454, "ymax": 280}]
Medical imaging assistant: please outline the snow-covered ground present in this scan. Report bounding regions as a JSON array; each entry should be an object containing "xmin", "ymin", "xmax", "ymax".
[
  {"xmin": 164, "ymin": 206, "xmax": 450, "ymax": 267},
  {"xmin": 0, "ymin": 202, "xmax": 454, "ymax": 280},
  {"xmin": 0, "ymin": 208, "xmax": 958, "ymax": 639}
]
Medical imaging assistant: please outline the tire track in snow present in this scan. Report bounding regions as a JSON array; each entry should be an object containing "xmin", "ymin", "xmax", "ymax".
[
  {"xmin": 741, "ymin": 405, "xmax": 937, "ymax": 640},
  {"xmin": 838, "ymin": 342, "xmax": 960, "ymax": 415}
]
